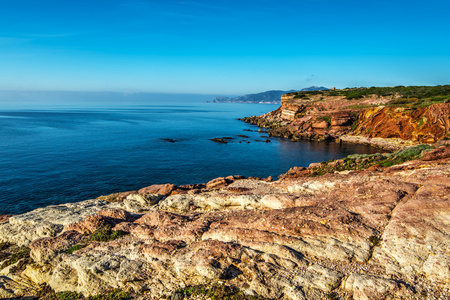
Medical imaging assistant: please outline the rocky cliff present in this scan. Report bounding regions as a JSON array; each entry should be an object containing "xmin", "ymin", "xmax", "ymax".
[
  {"xmin": 353, "ymin": 104, "xmax": 450, "ymax": 143},
  {"xmin": 0, "ymin": 144, "xmax": 449, "ymax": 300},
  {"xmin": 241, "ymin": 86, "xmax": 450, "ymax": 150}
]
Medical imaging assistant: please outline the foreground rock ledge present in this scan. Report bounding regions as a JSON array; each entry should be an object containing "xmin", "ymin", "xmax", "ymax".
[{"xmin": 0, "ymin": 149, "xmax": 449, "ymax": 299}]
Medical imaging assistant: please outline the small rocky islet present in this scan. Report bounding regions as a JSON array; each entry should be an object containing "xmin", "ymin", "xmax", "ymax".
[{"xmin": 0, "ymin": 86, "xmax": 449, "ymax": 300}]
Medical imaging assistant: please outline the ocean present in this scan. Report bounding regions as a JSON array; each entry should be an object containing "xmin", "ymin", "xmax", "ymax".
[{"xmin": 0, "ymin": 103, "xmax": 382, "ymax": 215}]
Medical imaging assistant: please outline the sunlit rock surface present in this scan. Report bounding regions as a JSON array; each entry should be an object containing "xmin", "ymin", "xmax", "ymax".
[{"xmin": 0, "ymin": 147, "xmax": 449, "ymax": 299}]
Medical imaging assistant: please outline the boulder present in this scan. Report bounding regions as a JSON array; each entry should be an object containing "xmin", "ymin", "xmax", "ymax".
[
  {"xmin": 123, "ymin": 194, "xmax": 164, "ymax": 213},
  {"xmin": 0, "ymin": 199, "xmax": 119, "ymax": 247},
  {"xmin": 343, "ymin": 273, "xmax": 413, "ymax": 300},
  {"xmin": 138, "ymin": 183, "xmax": 177, "ymax": 196},
  {"xmin": 206, "ymin": 177, "xmax": 229, "ymax": 189}
]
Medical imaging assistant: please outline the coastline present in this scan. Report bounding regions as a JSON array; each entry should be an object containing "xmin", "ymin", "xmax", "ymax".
[
  {"xmin": 0, "ymin": 99, "xmax": 449, "ymax": 299},
  {"xmin": 0, "ymin": 140, "xmax": 448, "ymax": 299}
]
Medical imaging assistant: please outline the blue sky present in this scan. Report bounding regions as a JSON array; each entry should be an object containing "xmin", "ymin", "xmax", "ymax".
[{"xmin": 1, "ymin": 0, "xmax": 449, "ymax": 95}]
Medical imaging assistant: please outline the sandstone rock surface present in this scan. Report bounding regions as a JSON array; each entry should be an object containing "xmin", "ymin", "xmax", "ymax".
[{"xmin": 0, "ymin": 149, "xmax": 449, "ymax": 299}]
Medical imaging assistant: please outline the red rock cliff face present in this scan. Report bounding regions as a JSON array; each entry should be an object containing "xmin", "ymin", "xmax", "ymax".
[
  {"xmin": 353, "ymin": 103, "xmax": 450, "ymax": 143},
  {"xmin": 242, "ymin": 95, "xmax": 450, "ymax": 147}
]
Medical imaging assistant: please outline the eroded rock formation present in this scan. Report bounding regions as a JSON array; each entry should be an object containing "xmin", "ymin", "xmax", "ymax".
[
  {"xmin": 241, "ymin": 93, "xmax": 450, "ymax": 149},
  {"xmin": 353, "ymin": 103, "xmax": 450, "ymax": 143}
]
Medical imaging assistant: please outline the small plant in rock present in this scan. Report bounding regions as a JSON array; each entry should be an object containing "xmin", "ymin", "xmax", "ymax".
[
  {"xmin": 90, "ymin": 224, "xmax": 126, "ymax": 242},
  {"xmin": 57, "ymin": 291, "xmax": 85, "ymax": 300},
  {"xmin": 39, "ymin": 289, "xmax": 133, "ymax": 300},
  {"xmin": 67, "ymin": 244, "xmax": 85, "ymax": 254},
  {"xmin": 40, "ymin": 291, "xmax": 84, "ymax": 300},
  {"xmin": 0, "ymin": 247, "xmax": 31, "ymax": 269},
  {"xmin": 174, "ymin": 285, "xmax": 268, "ymax": 300},
  {"xmin": 87, "ymin": 289, "xmax": 133, "ymax": 300}
]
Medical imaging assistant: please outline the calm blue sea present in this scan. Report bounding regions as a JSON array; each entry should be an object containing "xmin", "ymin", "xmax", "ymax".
[{"xmin": 0, "ymin": 103, "xmax": 381, "ymax": 215}]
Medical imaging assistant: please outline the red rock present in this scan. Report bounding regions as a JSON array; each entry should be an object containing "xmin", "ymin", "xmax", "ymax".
[
  {"xmin": 264, "ymin": 176, "xmax": 273, "ymax": 182},
  {"xmin": 97, "ymin": 191, "xmax": 137, "ymax": 202},
  {"xmin": 65, "ymin": 209, "xmax": 133, "ymax": 234},
  {"xmin": 353, "ymin": 103, "xmax": 450, "ymax": 143},
  {"xmin": 170, "ymin": 189, "xmax": 189, "ymax": 195},
  {"xmin": 206, "ymin": 177, "xmax": 229, "ymax": 189},
  {"xmin": 138, "ymin": 183, "xmax": 177, "ymax": 195},
  {"xmin": 129, "ymin": 224, "xmax": 154, "ymax": 240},
  {"xmin": 331, "ymin": 116, "xmax": 352, "ymax": 126},
  {"xmin": 309, "ymin": 162, "xmax": 322, "ymax": 168},
  {"xmin": 65, "ymin": 215, "xmax": 110, "ymax": 234},
  {"xmin": 30, "ymin": 230, "xmax": 83, "ymax": 251},
  {"xmin": 98, "ymin": 208, "xmax": 134, "ymax": 222},
  {"xmin": 141, "ymin": 240, "xmax": 187, "ymax": 260},
  {"xmin": 134, "ymin": 211, "xmax": 188, "ymax": 228},
  {"xmin": 312, "ymin": 120, "xmax": 329, "ymax": 129},
  {"xmin": 112, "ymin": 222, "xmax": 139, "ymax": 233},
  {"xmin": 421, "ymin": 146, "xmax": 450, "ymax": 161},
  {"xmin": 367, "ymin": 164, "xmax": 383, "ymax": 171},
  {"xmin": 278, "ymin": 166, "xmax": 309, "ymax": 179},
  {"xmin": 0, "ymin": 215, "xmax": 11, "ymax": 223}
]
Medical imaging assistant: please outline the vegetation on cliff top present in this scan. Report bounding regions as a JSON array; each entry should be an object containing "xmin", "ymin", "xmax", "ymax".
[{"xmin": 288, "ymin": 85, "xmax": 450, "ymax": 107}]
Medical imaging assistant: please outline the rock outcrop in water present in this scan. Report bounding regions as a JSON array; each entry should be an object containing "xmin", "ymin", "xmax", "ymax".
[{"xmin": 0, "ymin": 144, "xmax": 449, "ymax": 299}]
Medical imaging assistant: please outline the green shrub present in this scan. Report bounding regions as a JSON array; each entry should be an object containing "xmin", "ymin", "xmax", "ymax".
[
  {"xmin": 40, "ymin": 289, "xmax": 133, "ymax": 300},
  {"xmin": 394, "ymin": 144, "xmax": 433, "ymax": 159},
  {"xmin": 1, "ymin": 248, "xmax": 30, "ymax": 268},
  {"xmin": 90, "ymin": 225, "xmax": 126, "ymax": 242},
  {"xmin": 289, "ymin": 85, "xmax": 450, "ymax": 107},
  {"xmin": 174, "ymin": 285, "xmax": 267, "ymax": 300},
  {"xmin": 309, "ymin": 143, "xmax": 435, "ymax": 177},
  {"xmin": 346, "ymin": 91, "xmax": 364, "ymax": 100},
  {"xmin": 57, "ymin": 291, "xmax": 85, "ymax": 300}
]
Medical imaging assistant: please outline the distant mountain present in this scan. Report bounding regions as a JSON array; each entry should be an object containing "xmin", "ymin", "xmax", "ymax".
[
  {"xmin": 300, "ymin": 86, "xmax": 330, "ymax": 92},
  {"xmin": 209, "ymin": 86, "xmax": 329, "ymax": 104}
]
